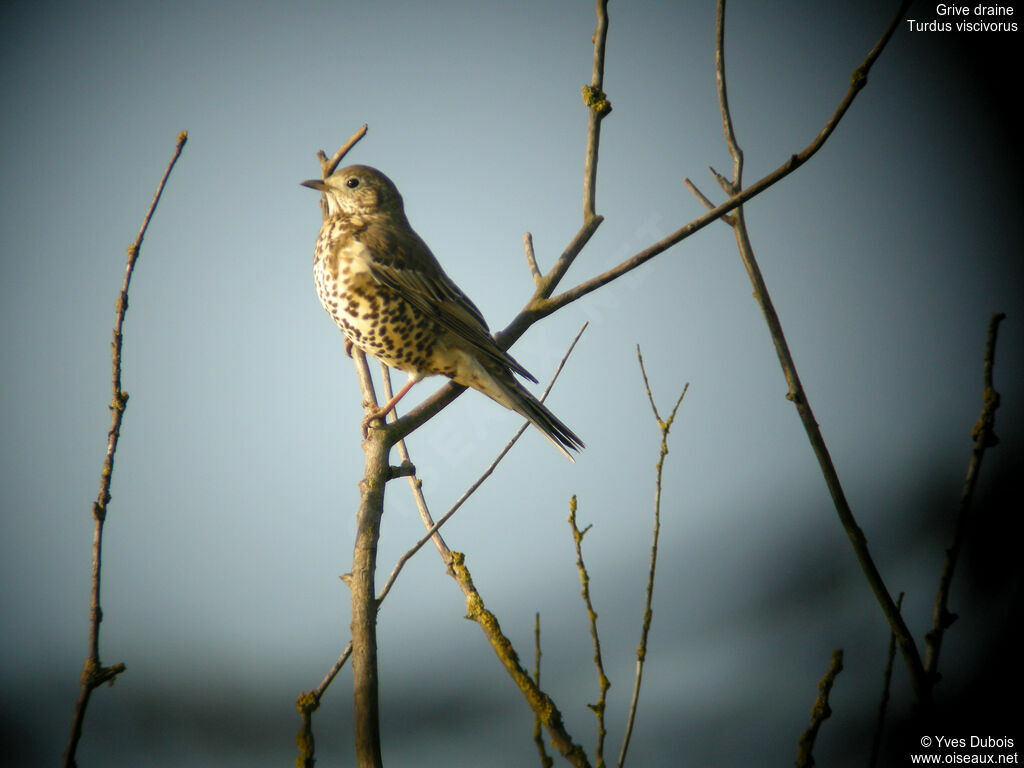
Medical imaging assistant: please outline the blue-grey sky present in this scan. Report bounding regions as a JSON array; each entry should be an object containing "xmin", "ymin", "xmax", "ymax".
[{"xmin": 2, "ymin": 2, "xmax": 1021, "ymax": 766}]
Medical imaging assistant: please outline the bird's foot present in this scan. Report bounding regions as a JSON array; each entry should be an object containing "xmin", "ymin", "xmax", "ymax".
[{"xmin": 360, "ymin": 408, "xmax": 387, "ymax": 438}]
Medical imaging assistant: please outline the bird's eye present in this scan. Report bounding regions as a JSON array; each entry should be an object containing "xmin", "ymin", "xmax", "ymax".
[{"xmin": 346, "ymin": 177, "xmax": 360, "ymax": 189}]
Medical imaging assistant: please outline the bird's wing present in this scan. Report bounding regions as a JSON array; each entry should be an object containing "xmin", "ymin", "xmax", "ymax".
[{"xmin": 365, "ymin": 227, "xmax": 538, "ymax": 383}]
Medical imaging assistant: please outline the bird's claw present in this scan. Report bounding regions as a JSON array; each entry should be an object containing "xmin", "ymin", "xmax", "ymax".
[{"xmin": 361, "ymin": 409, "xmax": 385, "ymax": 438}]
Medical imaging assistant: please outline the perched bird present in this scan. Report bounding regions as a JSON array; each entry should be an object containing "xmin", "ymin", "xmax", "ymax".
[{"xmin": 301, "ymin": 165, "xmax": 583, "ymax": 460}]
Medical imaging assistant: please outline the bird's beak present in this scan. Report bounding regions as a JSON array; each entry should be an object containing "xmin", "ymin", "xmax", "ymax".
[{"xmin": 300, "ymin": 179, "xmax": 328, "ymax": 191}]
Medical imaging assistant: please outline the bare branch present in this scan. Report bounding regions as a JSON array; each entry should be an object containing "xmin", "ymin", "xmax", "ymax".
[
  {"xmin": 63, "ymin": 131, "xmax": 187, "ymax": 768},
  {"xmin": 533, "ymin": 613, "xmax": 555, "ymax": 768},
  {"xmin": 524, "ymin": 232, "xmax": 543, "ymax": 285},
  {"xmin": 298, "ymin": 325, "xmax": 587, "ymax": 761},
  {"xmin": 795, "ymin": 650, "xmax": 844, "ymax": 768},
  {"xmin": 347, "ymin": 345, "xmax": 388, "ymax": 768},
  {"xmin": 568, "ymin": 497, "xmax": 610, "ymax": 765},
  {"xmin": 541, "ymin": 0, "xmax": 910, "ymax": 315},
  {"xmin": 924, "ymin": 312, "xmax": 1006, "ymax": 683},
  {"xmin": 318, "ymin": 124, "xmax": 368, "ymax": 178},
  {"xmin": 715, "ymin": 0, "xmax": 743, "ymax": 186},
  {"xmin": 683, "ymin": 177, "xmax": 735, "ymax": 226},
  {"xmin": 295, "ymin": 642, "xmax": 354, "ymax": 768},
  {"xmin": 307, "ymin": 2, "xmax": 911, "ymax": 762},
  {"xmin": 618, "ymin": 349, "xmax": 687, "ymax": 767},
  {"xmin": 870, "ymin": 594, "xmax": 904, "ymax": 768},
  {"xmin": 313, "ymin": 124, "xmax": 369, "ymax": 220},
  {"xmin": 583, "ymin": 0, "xmax": 611, "ymax": 221},
  {"xmin": 385, "ymin": 2, "xmax": 908, "ymax": 449},
  {"xmin": 452, "ymin": 552, "xmax": 593, "ymax": 768},
  {"xmin": 694, "ymin": 0, "xmax": 929, "ymax": 701}
]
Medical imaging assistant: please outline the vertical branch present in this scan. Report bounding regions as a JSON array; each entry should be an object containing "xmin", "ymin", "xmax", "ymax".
[
  {"xmin": 349, "ymin": 431, "xmax": 387, "ymax": 768},
  {"xmin": 923, "ymin": 312, "xmax": 1006, "ymax": 682},
  {"xmin": 582, "ymin": 0, "xmax": 611, "ymax": 222},
  {"xmin": 568, "ymin": 496, "xmax": 610, "ymax": 767},
  {"xmin": 795, "ymin": 650, "xmax": 844, "ymax": 768},
  {"xmin": 714, "ymin": 0, "xmax": 743, "ymax": 186},
  {"xmin": 618, "ymin": 349, "xmax": 687, "ymax": 768},
  {"xmin": 347, "ymin": 348, "xmax": 389, "ymax": 768},
  {"xmin": 63, "ymin": 131, "xmax": 187, "ymax": 768}
]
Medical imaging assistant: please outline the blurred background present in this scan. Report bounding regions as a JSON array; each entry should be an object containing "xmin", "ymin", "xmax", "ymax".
[{"xmin": 1, "ymin": 1, "xmax": 1021, "ymax": 765}]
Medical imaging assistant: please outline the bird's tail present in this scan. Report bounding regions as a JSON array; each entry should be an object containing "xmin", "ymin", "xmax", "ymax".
[{"xmin": 485, "ymin": 374, "xmax": 584, "ymax": 462}]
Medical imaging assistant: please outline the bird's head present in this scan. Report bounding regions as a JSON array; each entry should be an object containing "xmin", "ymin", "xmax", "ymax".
[{"xmin": 301, "ymin": 165, "xmax": 403, "ymax": 218}]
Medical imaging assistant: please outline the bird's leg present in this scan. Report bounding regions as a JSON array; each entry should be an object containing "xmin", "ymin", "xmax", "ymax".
[{"xmin": 360, "ymin": 375, "xmax": 420, "ymax": 437}]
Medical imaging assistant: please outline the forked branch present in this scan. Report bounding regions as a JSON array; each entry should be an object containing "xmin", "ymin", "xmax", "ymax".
[
  {"xmin": 618, "ymin": 350, "xmax": 687, "ymax": 767},
  {"xmin": 686, "ymin": 0, "xmax": 926, "ymax": 700}
]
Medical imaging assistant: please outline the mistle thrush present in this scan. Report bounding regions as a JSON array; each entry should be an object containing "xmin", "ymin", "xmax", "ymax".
[{"xmin": 301, "ymin": 165, "xmax": 583, "ymax": 460}]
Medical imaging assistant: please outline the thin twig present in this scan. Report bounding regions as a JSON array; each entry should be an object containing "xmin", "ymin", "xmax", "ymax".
[
  {"xmin": 870, "ymin": 594, "xmax": 904, "ymax": 768},
  {"xmin": 313, "ymin": 125, "xmax": 369, "ymax": 220},
  {"xmin": 923, "ymin": 312, "xmax": 1006, "ymax": 683},
  {"xmin": 568, "ymin": 496, "xmax": 610, "ymax": 766},
  {"xmin": 374, "ymin": 360, "xmax": 451, "ymax": 607},
  {"xmin": 715, "ymin": 0, "xmax": 743, "ymax": 187},
  {"xmin": 318, "ymin": 124, "xmax": 368, "ymax": 178},
  {"xmin": 618, "ymin": 349, "xmax": 687, "ymax": 768},
  {"xmin": 683, "ymin": 177, "xmax": 735, "ymax": 226},
  {"xmin": 795, "ymin": 650, "xmax": 844, "ymax": 768},
  {"xmin": 295, "ymin": 642, "xmax": 354, "ymax": 768},
  {"xmin": 692, "ymin": 0, "xmax": 929, "ymax": 702},
  {"xmin": 63, "ymin": 131, "xmax": 188, "ymax": 768},
  {"xmin": 533, "ymin": 613, "xmax": 554, "ymax": 768},
  {"xmin": 524, "ymin": 232, "xmax": 543, "ymax": 285}
]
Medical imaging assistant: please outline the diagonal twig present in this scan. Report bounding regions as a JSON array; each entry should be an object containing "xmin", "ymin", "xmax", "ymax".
[
  {"xmin": 63, "ymin": 130, "xmax": 188, "ymax": 768},
  {"xmin": 295, "ymin": 642, "xmax": 354, "ymax": 768},
  {"xmin": 923, "ymin": 312, "xmax": 1006, "ymax": 683},
  {"xmin": 376, "ymin": 322, "xmax": 588, "ymax": 605},
  {"xmin": 795, "ymin": 650, "xmax": 844, "ymax": 768},
  {"xmin": 312, "ymin": 124, "xmax": 369, "ymax": 220}
]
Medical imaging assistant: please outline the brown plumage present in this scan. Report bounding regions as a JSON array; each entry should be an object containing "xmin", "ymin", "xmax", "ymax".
[{"xmin": 301, "ymin": 165, "xmax": 583, "ymax": 460}]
